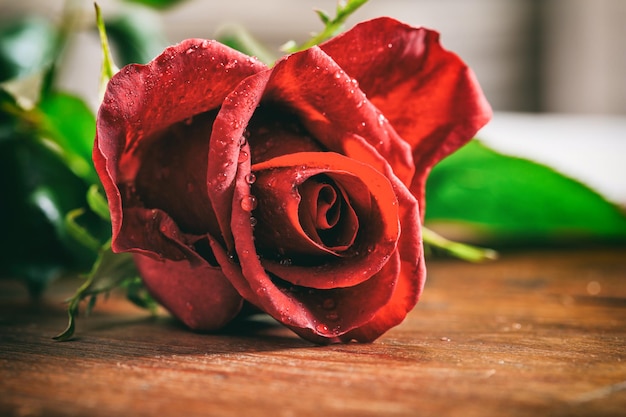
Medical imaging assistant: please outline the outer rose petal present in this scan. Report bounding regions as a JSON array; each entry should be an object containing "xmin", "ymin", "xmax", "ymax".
[
  {"xmin": 94, "ymin": 40, "xmax": 266, "ymax": 330},
  {"xmin": 94, "ymin": 39, "xmax": 267, "ymax": 255},
  {"xmin": 320, "ymin": 17, "xmax": 492, "ymax": 213},
  {"xmin": 134, "ymin": 252, "xmax": 243, "ymax": 331},
  {"xmin": 262, "ymin": 46, "xmax": 416, "ymax": 187}
]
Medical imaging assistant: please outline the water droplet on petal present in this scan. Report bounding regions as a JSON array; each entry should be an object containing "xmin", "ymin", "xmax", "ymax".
[
  {"xmin": 250, "ymin": 216, "xmax": 258, "ymax": 227},
  {"xmin": 240, "ymin": 195, "xmax": 258, "ymax": 211},
  {"xmin": 225, "ymin": 59, "xmax": 239, "ymax": 70},
  {"xmin": 334, "ymin": 71, "xmax": 342, "ymax": 79},
  {"xmin": 279, "ymin": 258, "xmax": 292, "ymax": 266},
  {"xmin": 238, "ymin": 150, "xmax": 249, "ymax": 163},
  {"xmin": 316, "ymin": 323, "xmax": 329, "ymax": 333},
  {"xmin": 387, "ymin": 43, "xmax": 393, "ymax": 48},
  {"xmin": 238, "ymin": 135, "xmax": 247, "ymax": 146},
  {"xmin": 245, "ymin": 173, "xmax": 256, "ymax": 184}
]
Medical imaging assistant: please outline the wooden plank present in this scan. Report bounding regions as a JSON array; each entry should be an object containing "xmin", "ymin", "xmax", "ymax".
[{"xmin": 1, "ymin": 248, "xmax": 625, "ymax": 417}]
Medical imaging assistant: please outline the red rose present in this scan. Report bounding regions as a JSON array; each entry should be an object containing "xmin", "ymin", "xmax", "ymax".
[{"xmin": 94, "ymin": 17, "xmax": 491, "ymax": 343}]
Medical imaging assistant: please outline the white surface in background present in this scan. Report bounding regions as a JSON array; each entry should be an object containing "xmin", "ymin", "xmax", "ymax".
[{"xmin": 478, "ymin": 112, "xmax": 626, "ymax": 205}]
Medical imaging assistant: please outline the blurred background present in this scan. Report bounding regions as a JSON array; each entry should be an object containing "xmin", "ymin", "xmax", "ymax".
[{"xmin": 1, "ymin": 0, "xmax": 625, "ymax": 115}]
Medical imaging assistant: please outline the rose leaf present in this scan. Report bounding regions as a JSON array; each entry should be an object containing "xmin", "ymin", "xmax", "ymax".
[{"xmin": 425, "ymin": 140, "xmax": 626, "ymax": 245}]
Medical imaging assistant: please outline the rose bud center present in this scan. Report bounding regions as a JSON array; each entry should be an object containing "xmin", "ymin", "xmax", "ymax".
[{"xmin": 297, "ymin": 175, "xmax": 358, "ymax": 251}]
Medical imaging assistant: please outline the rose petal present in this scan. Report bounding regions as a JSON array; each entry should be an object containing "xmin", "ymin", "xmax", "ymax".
[
  {"xmin": 297, "ymin": 177, "xmax": 358, "ymax": 251},
  {"xmin": 262, "ymin": 46, "xmax": 415, "ymax": 187},
  {"xmin": 319, "ymin": 17, "xmax": 492, "ymax": 212},
  {"xmin": 210, "ymin": 145, "xmax": 400, "ymax": 341},
  {"xmin": 251, "ymin": 152, "xmax": 399, "ymax": 289},
  {"xmin": 207, "ymin": 71, "xmax": 271, "ymax": 253},
  {"xmin": 135, "ymin": 248, "xmax": 243, "ymax": 331},
  {"xmin": 94, "ymin": 39, "xmax": 267, "ymax": 255}
]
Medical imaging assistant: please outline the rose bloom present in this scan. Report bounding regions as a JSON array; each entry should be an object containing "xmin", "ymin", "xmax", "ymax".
[{"xmin": 94, "ymin": 17, "xmax": 491, "ymax": 343}]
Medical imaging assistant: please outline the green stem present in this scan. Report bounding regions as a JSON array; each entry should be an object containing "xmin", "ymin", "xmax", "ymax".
[
  {"xmin": 283, "ymin": 0, "xmax": 369, "ymax": 53},
  {"xmin": 94, "ymin": 3, "xmax": 119, "ymax": 99},
  {"xmin": 422, "ymin": 227, "xmax": 498, "ymax": 262}
]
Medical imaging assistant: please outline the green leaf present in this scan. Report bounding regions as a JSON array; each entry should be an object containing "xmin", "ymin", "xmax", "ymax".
[
  {"xmin": 0, "ymin": 108, "xmax": 92, "ymax": 294},
  {"xmin": 121, "ymin": 0, "xmax": 188, "ymax": 10},
  {"xmin": 0, "ymin": 17, "xmax": 56, "ymax": 82},
  {"xmin": 315, "ymin": 9, "xmax": 332, "ymax": 25},
  {"xmin": 54, "ymin": 242, "xmax": 140, "ymax": 341},
  {"xmin": 123, "ymin": 276, "xmax": 158, "ymax": 313},
  {"xmin": 86, "ymin": 184, "xmax": 111, "ymax": 221},
  {"xmin": 425, "ymin": 140, "xmax": 626, "ymax": 245},
  {"xmin": 37, "ymin": 92, "xmax": 97, "ymax": 184},
  {"xmin": 65, "ymin": 208, "xmax": 102, "ymax": 253}
]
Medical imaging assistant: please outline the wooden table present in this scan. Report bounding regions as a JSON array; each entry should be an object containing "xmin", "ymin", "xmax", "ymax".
[{"xmin": 1, "ymin": 248, "xmax": 625, "ymax": 417}]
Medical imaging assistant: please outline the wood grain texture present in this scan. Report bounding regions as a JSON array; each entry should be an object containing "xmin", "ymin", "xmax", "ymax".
[{"xmin": 1, "ymin": 248, "xmax": 625, "ymax": 417}]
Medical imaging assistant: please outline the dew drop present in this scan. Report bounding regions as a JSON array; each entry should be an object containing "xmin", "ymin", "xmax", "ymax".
[
  {"xmin": 240, "ymin": 195, "xmax": 258, "ymax": 211},
  {"xmin": 238, "ymin": 150, "xmax": 249, "ymax": 163},
  {"xmin": 334, "ymin": 71, "xmax": 342, "ymax": 79},
  {"xmin": 316, "ymin": 323, "xmax": 329, "ymax": 333},
  {"xmin": 250, "ymin": 216, "xmax": 258, "ymax": 227},
  {"xmin": 225, "ymin": 59, "xmax": 239, "ymax": 70},
  {"xmin": 279, "ymin": 258, "xmax": 292, "ymax": 266},
  {"xmin": 238, "ymin": 135, "xmax": 247, "ymax": 146},
  {"xmin": 387, "ymin": 43, "xmax": 393, "ymax": 48},
  {"xmin": 184, "ymin": 116, "xmax": 194, "ymax": 125},
  {"xmin": 360, "ymin": 122, "xmax": 366, "ymax": 127},
  {"xmin": 245, "ymin": 172, "xmax": 257, "ymax": 184}
]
